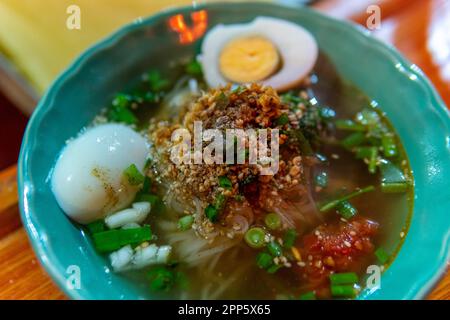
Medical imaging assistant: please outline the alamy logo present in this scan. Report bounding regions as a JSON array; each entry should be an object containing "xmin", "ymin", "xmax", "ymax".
[
  {"xmin": 66, "ymin": 265, "xmax": 81, "ymax": 290},
  {"xmin": 66, "ymin": 5, "xmax": 81, "ymax": 30},
  {"xmin": 170, "ymin": 121, "xmax": 280, "ymax": 175}
]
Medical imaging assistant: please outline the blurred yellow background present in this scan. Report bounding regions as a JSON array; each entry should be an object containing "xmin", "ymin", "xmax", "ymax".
[{"xmin": 0, "ymin": 0, "xmax": 268, "ymax": 93}]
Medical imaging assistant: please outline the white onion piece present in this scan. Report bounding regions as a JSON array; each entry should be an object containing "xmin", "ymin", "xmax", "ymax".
[
  {"xmin": 105, "ymin": 202, "xmax": 151, "ymax": 229},
  {"xmin": 131, "ymin": 244, "xmax": 172, "ymax": 270},
  {"xmin": 109, "ymin": 245, "xmax": 134, "ymax": 272}
]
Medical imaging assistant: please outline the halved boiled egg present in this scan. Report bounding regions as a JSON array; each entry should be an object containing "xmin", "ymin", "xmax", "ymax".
[
  {"xmin": 198, "ymin": 17, "xmax": 318, "ymax": 91},
  {"xmin": 52, "ymin": 124, "xmax": 148, "ymax": 224}
]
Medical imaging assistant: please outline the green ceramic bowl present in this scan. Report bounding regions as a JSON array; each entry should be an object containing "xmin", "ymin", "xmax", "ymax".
[{"xmin": 18, "ymin": 2, "xmax": 450, "ymax": 300}]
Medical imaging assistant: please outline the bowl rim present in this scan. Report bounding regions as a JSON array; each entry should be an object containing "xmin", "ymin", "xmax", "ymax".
[{"xmin": 18, "ymin": 1, "xmax": 450, "ymax": 300}]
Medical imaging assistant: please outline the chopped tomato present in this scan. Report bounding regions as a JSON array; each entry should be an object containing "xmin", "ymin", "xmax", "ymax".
[{"xmin": 297, "ymin": 217, "xmax": 379, "ymax": 297}]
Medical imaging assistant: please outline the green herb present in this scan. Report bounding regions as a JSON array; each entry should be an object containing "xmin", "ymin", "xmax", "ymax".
[
  {"xmin": 244, "ymin": 227, "xmax": 266, "ymax": 249},
  {"xmin": 146, "ymin": 70, "xmax": 170, "ymax": 92},
  {"xmin": 355, "ymin": 108, "xmax": 380, "ymax": 126},
  {"xmin": 123, "ymin": 164, "xmax": 145, "ymax": 185},
  {"xmin": 92, "ymin": 226, "xmax": 152, "ymax": 252},
  {"xmin": 218, "ymin": 176, "xmax": 232, "ymax": 189},
  {"xmin": 185, "ymin": 59, "xmax": 203, "ymax": 76},
  {"xmin": 330, "ymin": 284, "xmax": 356, "ymax": 298},
  {"xmin": 256, "ymin": 252, "xmax": 273, "ymax": 269},
  {"xmin": 148, "ymin": 266, "xmax": 175, "ymax": 291},
  {"xmin": 142, "ymin": 176, "xmax": 152, "ymax": 194},
  {"xmin": 264, "ymin": 213, "xmax": 281, "ymax": 230},
  {"xmin": 368, "ymin": 146, "xmax": 379, "ymax": 174},
  {"xmin": 281, "ymin": 92, "xmax": 303, "ymax": 105},
  {"xmin": 267, "ymin": 264, "xmax": 283, "ymax": 274},
  {"xmin": 232, "ymin": 85, "xmax": 246, "ymax": 95},
  {"xmin": 112, "ymin": 93, "xmax": 132, "ymax": 108},
  {"xmin": 379, "ymin": 159, "xmax": 409, "ymax": 193},
  {"xmin": 341, "ymin": 132, "xmax": 366, "ymax": 149},
  {"xmin": 319, "ymin": 185, "xmax": 375, "ymax": 212},
  {"xmin": 275, "ymin": 113, "xmax": 289, "ymax": 126},
  {"xmin": 355, "ymin": 146, "xmax": 374, "ymax": 159},
  {"xmin": 283, "ymin": 229, "xmax": 298, "ymax": 248},
  {"xmin": 335, "ymin": 119, "xmax": 366, "ymax": 132},
  {"xmin": 107, "ymin": 105, "xmax": 138, "ymax": 125},
  {"xmin": 330, "ymin": 272, "xmax": 359, "ymax": 285},
  {"xmin": 267, "ymin": 241, "xmax": 283, "ymax": 257},
  {"xmin": 299, "ymin": 291, "xmax": 316, "ymax": 300},
  {"xmin": 375, "ymin": 247, "xmax": 390, "ymax": 264},
  {"xmin": 86, "ymin": 220, "xmax": 105, "ymax": 234},
  {"xmin": 205, "ymin": 204, "xmax": 218, "ymax": 223},
  {"xmin": 381, "ymin": 134, "xmax": 398, "ymax": 158},
  {"xmin": 178, "ymin": 215, "xmax": 194, "ymax": 231},
  {"xmin": 381, "ymin": 182, "xmax": 409, "ymax": 193},
  {"xmin": 336, "ymin": 201, "xmax": 357, "ymax": 219},
  {"xmin": 214, "ymin": 193, "xmax": 227, "ymax": 211}
]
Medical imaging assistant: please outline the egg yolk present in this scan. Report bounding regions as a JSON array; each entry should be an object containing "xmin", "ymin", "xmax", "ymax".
[{"xmin": 219, "ymin": 36, "xmax": 280, "ymax": 83}]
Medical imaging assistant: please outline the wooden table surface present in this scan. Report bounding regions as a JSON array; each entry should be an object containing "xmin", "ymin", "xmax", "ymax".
[{"xmin": 0, "ymin": 0, "xmax": 448, "ymax": 300}]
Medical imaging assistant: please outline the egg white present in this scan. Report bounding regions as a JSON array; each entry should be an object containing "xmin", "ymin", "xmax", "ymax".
[
  {"xmin": 198, "ymin": 16, "xmax": 318, "ymax": 91},
  {"xmin": 51, "ymin": 124, "xmax": 148, "ymax": 224}
]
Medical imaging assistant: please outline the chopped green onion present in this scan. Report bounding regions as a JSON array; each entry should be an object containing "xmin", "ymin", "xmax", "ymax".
[
  {"xmin": 185, "ymin": 59, "xmax": 202, "ymax": 76},
  {"xmin": 368, "ymin": 146, "xmax": 378, "ymax": 174},
  {"xmin": 341, "ymin": 132, "xmax": 366, "ymax": 149},
  {"xmin": 379, "ymin": 160, "xmax": 409, "ymax": 193},
  {"xmin": 178, "ymin": 215, "xmax": 194, "ymax": 231},
  {"xmin": 146, "ymin": 70, "xmax": 170, "ymax": 92},
  {"xmin": 107, "ymin": 105, "xmax": 137, "ymax": 124},
  {"xmin": 205, "ymin": 205, "xmax": 218, "ymax": 223},
  {"xmin": 244, "ymin": 228, "xmax": 266, "ymax": 249},
  {"xmin": 275, "ymin": 113, "xmax": 289, "ymax": 126},
  {"xmin": 375, "ymin": 247, "xmax": 390, "ymax": 264},
  {"xmin": 330, "ymin": 272, "xmax": 359, "ymax": 285},
  {"xmin": 281, "ymin": 92, "xmax": 303, "ymax": 104},
  {"xmin": 267, "ymin": 241, "xmax": 283, "ymax": 257},
  {"xmin": 315, "ymin": 171, "xmax": 328, "ymax": 188},
  {"xmin": 355, "ymin": 146, "xmax": 374, "ymax": 159},
  {"xmin": 142, "ymin": 176, "xmax": 152, "ymax": 194},
  {"xmin": 319, "ymin": 185, "xmax": 375, "ymax": 212},
  {"xmin": 92, "ymin": 226, "xmax": 152, "ymax": 252},
  {"xmin": 330, "ymin": 284, "xmax": 356, "ymax": 298},
  {"xmin": 267, "ymin": 264, "xmax": 283, "ymax": 274},
  {"xmin": 264, "ymin": 213, "xmax": 281, "ymax": 230},
  {"xmin": 355, "ymin": 108, "xmax": 380, "ymax": 126},
  {"xmin": 381, "ymin": 134, "xmax": 398, "ymax": 158},
  {"xmin": 283, "ymin": 229, "xmax": 298, "ymax": 248},
  {"xmin": 256, "ymin": 252, "xmax": 273, "ymax": 269},
  {"xmin": 336, "ymin": 201, "xmax": 357, "ymax": 219},
  {"xmin": 335, "ymin": 119, "xmax": 366, "ymax": 131},
  {"xmin": 148, "ymin": 266, "xmax": 175, "ymax": 291},
  {"xmin": 86, "ymin": 220, "xmax": 105, "ymax": 234},
  {"xmin": 112, "ymin": 93, "xmax": 132, "ymax": 108},
  {"xmin": 123, "ymin": 164, "xmax": 145, "ymax": 185},
  {"xmin": 218, "ymin": 176, "xmax": 232, "ymax": 189},
  {"xmin": 299, "ymin": 291, "xmax": 316, "ymax": 300},
  {"xmin": 381, "ymin": 182, "xmax": 409, "ymax": 193},
  {"xmin": 214, "ymin": 193, "xmax": 227, "ymax": 211}
]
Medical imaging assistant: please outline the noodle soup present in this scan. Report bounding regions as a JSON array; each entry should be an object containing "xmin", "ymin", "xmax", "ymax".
[{"xmin": 51, "ymin": 17, "xmax": 413, "ymax": 300}]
